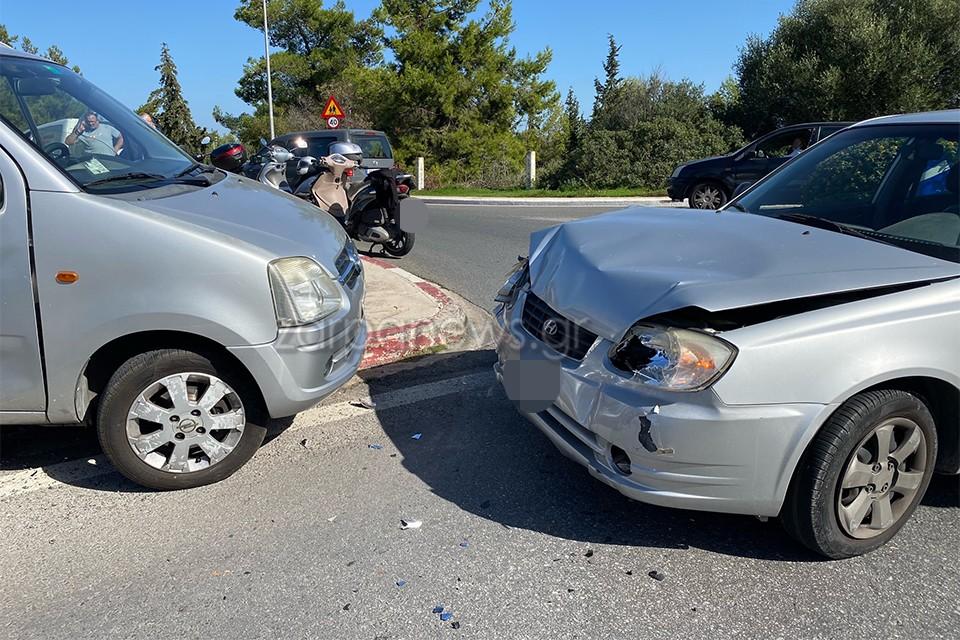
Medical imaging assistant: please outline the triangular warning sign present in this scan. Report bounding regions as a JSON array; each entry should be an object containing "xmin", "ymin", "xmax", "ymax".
[{"xmin": 322, "ymin": 96, "xmax": 345, "ymax": 119}]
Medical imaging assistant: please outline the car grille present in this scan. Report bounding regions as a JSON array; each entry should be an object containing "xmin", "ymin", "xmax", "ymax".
[
  {"xmin": 334, "ymin": 244, "xmax": 362, "ymax": 289},
  {"xmin": 521, "ymin": 293, "xmax": 598, "ymax": 361}
]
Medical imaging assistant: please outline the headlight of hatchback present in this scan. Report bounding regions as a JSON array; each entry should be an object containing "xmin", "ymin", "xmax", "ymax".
[
  {"xmin": 609, "ymin": 324, "xmax": 737, "ymax": 391},
  {"xmin": 495, "ymin": 256, "xmax": 529, "ymax": 305},
  {"xmin": 268, "ymin": 257, "xmax": 343, "ymax": 327}
]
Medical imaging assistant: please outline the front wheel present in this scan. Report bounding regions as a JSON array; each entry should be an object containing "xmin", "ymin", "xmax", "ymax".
[
  {"xmin": 96, "ymin": 349, "xmax": 267, "ymax": 490},
  {"xmin": 688, "ymin": 182, "xmax": 728, "ymax": 209},
  {"xmin": 382, "ymin": 231, "xmax": 415, "ymax": 257},
  {"xmin": 781, "ymin": 389, "xmax": 937, "ymax": 559}
]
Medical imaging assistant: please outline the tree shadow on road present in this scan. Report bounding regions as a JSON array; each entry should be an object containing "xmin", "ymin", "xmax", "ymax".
[{"xmin": 363, "ymin": 349, "xmax": 959, "ymax": 562}]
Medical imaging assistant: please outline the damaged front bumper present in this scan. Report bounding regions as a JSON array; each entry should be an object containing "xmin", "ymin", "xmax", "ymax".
[{"xmin": 494, "ymin": 291, "xmax": 832, "ymax": 517}]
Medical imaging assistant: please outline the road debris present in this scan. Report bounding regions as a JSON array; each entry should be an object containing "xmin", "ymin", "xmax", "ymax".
[
  {"xmin": 432, "ymin": 605, "xmax": 445, "ymax": 614},
  {"xmin": 400, "ymin": 519, "xmax": 423, "ymax": 530},
  {"xmin": 353, "ymin": 398, "xmax": 377, "ymax": 409},
  {"xmin": 396, "ymin": 579, "xmax": 407, "ymax": 588},
  {"xmin": 459, "ymin": 540, "xmax": 469, "ymax": 548},
  {"xmin": 299, "ymin": 438, "xmax": 310, "ymax": 448},
  {"xmin": 440, "ymin": 612, "xmax": 453, "ymax": 622},
  {"xmin": 584, "ymin": 549, "xmax": 594, "ymax": 558},
  {"xmin": 327, "ymin": 515, "xmax": 338, "ymax": 523},
  {"xmin": 411, "ymin": 433, "xmax": 423, "ymax": 440},
  {"xmin": 648, "ymin": 570, "xmax": 665, "ymax": 581},
  {"xmin": 451, "ymin": 621, "xmax": 461, "ymax": 629},
  {"xmin": 343, "ymin": 603, "xmax": 350, "ymax": 611},
  {"xmin": 368, "ymin": 444, "xmax": 384, "ymax": 450}
]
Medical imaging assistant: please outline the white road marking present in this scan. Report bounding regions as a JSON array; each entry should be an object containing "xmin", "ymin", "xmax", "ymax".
[{"xmin": 0, "ymin": 371, "xmax": 493, "ymax": 499}]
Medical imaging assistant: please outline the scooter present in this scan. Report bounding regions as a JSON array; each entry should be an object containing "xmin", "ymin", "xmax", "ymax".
[
  {"xmin": 242, "ymin": 138, "xmax": 295, "ymax": 191},
  {"xmin": 295, "ymin": 142, "xmax": 416, "ymax": 257}
]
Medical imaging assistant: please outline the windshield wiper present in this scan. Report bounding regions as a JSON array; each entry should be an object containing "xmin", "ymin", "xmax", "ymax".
[
  {"xmin": 775, "ymin": 212, "xmax": 893, "ymax": 245},
  {"xmin": 175, "ymin": 163, "xmax": 219, "ymax": 178},
  {"xmin": 85, "ymin": 172, "xmax": 167, "ymax": 188},
  {"xmin": 726, "ymin": 202, "xmax": 747, "ymax": 212}
]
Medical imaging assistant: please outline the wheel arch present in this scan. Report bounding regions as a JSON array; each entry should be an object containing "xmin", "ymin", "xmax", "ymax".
[{"xmin": 77, "ymin": 330, "xmax": 267, "ymax": 424}]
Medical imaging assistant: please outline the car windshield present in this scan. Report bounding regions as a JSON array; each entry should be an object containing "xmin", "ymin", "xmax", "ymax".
[
  {"xmin": 0, "ymin": 56, "xmax": 195, "ymax": 192},
  {"xmin": 731, "ymin": 122, "xmax": 960, "ymax": 263}
]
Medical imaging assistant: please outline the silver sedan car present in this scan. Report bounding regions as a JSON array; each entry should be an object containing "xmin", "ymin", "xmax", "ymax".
[{"xmin": 495, "ymin": 110, "xmax": 959, "ymax": 558}]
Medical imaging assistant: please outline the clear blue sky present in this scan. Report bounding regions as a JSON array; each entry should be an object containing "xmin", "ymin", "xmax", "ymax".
[{"xmin": 0, "ymin": 0, "xmax": 795, "ymax": 132}]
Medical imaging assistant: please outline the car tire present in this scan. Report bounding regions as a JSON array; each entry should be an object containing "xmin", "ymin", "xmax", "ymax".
[
  {"xmin": 688, "ymin": 182, "xmax": 728, "ymax": 209},
  {"xmin": 782, "ymin": 389, "xmax": 937, "ymax": 559},
  {"xmin": 96, "ymin": 349, "xmax": 267, "ymax": 490}
]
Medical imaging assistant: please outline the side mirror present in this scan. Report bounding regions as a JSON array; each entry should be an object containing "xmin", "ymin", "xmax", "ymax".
[
  {"xmin": 731, "ymin": 181, "xmax": 754, "ymax": 199},
  {"xmin": 200, "ymin": 135, "xmax": 211, "ymax": 147},
  {"xmin": 259, "ymin": 137, "xmax": 268, "ymax": 148}
]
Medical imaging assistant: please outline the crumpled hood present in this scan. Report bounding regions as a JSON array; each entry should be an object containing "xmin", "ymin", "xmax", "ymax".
[
  {"xmin": 129, "ymin": 174, "xmax": 347, "ymax": 270},
  {"xmin": 529, "ymin": 207, "xmax": 960, "ymax": 341}
]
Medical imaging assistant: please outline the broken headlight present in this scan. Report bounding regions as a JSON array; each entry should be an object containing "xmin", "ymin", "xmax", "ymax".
[
  {"xmin": 609, "ymin": 324, "xmax": 737, "ymax": 391},
  {"xmin": 495, "ymin": 256, "xmax": 529, "ymax": 305}
]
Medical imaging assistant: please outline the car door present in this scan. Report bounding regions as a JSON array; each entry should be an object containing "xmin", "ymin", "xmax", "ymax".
[{"xmin": 0, "ymin": 143, "xmax": 47, "ymax": 416}]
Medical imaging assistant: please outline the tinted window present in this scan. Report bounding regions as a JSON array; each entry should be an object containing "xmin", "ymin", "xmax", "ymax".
[
  {"xmin": 757, "ymin": 128, "xmax": 813, "ymax": 158},
  {"xmin": 352, "ymin": 133, "xmax": 392, "ymax": 159},
  {"xmin": 734, "ymin": 124, "xmax": 960, "ymax": 262}
]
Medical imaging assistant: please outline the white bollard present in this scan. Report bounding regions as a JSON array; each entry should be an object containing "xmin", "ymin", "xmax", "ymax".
[
  {"xmin": 416, "ymin": 156, "xmax": 425, "ymax": 191},
  {"xmin": 526, "ymin": 150, "xmax": 536, "ymax": 189}
]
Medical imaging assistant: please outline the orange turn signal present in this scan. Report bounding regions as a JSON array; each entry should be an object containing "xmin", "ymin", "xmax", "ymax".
[{"xmin": 55, "ymin": 271, "xmax": 79, "ymax": 284}]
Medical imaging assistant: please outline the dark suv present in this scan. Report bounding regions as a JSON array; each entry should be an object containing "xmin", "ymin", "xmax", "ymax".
[
  {"xmin": 668, "ymin": 122, "xmax": 851, "ymax": 208},
  {"xmin": 271, "ymin": 128, "xmax": 395, "ymax": 185}
]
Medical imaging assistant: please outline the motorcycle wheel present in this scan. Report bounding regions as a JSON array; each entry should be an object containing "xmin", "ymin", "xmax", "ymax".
[{"xmin": 382, "ymin": 232, "xmax": 415, "ymax": 257}]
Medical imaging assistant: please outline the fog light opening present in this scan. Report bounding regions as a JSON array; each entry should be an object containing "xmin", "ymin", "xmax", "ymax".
[{"xmin": 610, "ymin": 446, "xmax": 632, "ymax": 475}]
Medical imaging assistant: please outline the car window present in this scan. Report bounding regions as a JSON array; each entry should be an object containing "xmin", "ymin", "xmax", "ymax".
[
  {"xmin": 352, "ymin": 133, "xmax": 392, "ymax": 159},
  {"xmin": 733, "ymin": 123, "xmax": 960, "ymax": 262},
  {"xmin": 757, "ymin": 129, "xmax": 813, "ymax": 158},
  {"xmin": 0, "ymin": 58, "xmax": 194, "ymax": 192}
]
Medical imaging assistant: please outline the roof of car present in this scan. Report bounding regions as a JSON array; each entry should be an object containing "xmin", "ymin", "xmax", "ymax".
[
  {"xmin": 275, "ymin": 129, "xmax": 387, "ymax": 140},
  {"xmin": 852, "ymin": 109, "xmax": 960, "ymax": 127},
  {"xmin": 0, "ymin": 45, "xmax": 52, "ymax": 62}
]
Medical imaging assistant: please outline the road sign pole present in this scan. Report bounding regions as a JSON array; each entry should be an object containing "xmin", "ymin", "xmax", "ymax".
[{"xmin": 263, "ymin": 0, "xmax": 275, "ymax": 140}]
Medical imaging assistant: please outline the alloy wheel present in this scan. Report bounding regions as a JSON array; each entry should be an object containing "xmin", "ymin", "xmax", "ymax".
[
  {"xmin": 836, "ymin": 417, "xmax": 927, "ymax": 539},
  {"xmin": 125, "ymin": 372, "xmax": 246, "ymax": 473},
  {"xmin": 691, "ymin": 185, "xmax": 725, "ymax": 209}
]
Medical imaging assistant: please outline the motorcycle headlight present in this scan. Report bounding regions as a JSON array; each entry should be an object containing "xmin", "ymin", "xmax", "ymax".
[
  {"xmin": 609, "ymin": 324, "xmax": 737, "ymax": 391},
  {"xmin": 495, "ymin": 257, "xmax": 529, "ymax": 304},
  {"xmin": 268, "ymin": 257, "xmax": 344, "ymax": 327}
]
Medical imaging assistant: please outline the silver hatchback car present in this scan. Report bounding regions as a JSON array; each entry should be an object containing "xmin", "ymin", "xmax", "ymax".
[
  {"xmin": 0, "ymin": 49, "xmax": 366, "ymax": 489},
  {"xmin": 496, "ymin": 110, "xmax": 959, "ymax": 558}
]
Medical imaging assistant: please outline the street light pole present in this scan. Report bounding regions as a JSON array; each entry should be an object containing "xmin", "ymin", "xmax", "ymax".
[{"xmin": 262, "ymin": 0, "xmax": 275, "ymax": 140}]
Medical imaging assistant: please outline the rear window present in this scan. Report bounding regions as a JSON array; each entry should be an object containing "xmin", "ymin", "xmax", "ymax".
[{"xmin": 352, "ymin": 133, "xmax": 392, "ymax": 159}]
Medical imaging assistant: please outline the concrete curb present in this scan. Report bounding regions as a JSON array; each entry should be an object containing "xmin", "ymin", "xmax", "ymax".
[
  {"xmin": 359, "ymin": 256, "xmax": 469, "ymax": 369},
  {"xmin": 415, "ymin": 194, "xmax": 681, "ymax": 207}
]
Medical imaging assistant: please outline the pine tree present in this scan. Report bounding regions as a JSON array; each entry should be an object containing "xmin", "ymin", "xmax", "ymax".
[
  {"xmin": 140, "ymin": 43, "xmax": 201, "ymax": 151},
  {"xmin": 591, "ymin": 34, "xmax": 622, "ymax": 123}
]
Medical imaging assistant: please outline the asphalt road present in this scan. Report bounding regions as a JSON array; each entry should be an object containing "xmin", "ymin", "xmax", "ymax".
[
  {"xmin": 399, "ymin": 203, "xmax": 622, "ymax": 308},
  {"xmin": 2, "ymin": 351, "xmax": 958, "ymax": 639}
]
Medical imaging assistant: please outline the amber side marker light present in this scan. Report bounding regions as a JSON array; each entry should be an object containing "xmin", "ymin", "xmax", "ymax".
[{"xmin": 55, "ymin": 271, "xmax": 79, "ymax": 284}]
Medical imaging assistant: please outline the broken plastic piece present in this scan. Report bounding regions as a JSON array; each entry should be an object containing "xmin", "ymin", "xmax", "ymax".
[
  {"xmin": 459, "ymin": 541, "xmax": 469, "ymax": 548},
  {"xmin": 411, "ymin": 433, "xmax": 422, "ymax": 440},
  {"xmin": 584, "ymin": 549, "xmax": 594, "ymax": 558},
  {"xmin": 400, "ymin": 519, "xmax": 423, "ymax": 530},
  {"xmin": 648, "ymin": 570, "xmax": 665, "ymax": 581},
  {"xmin": 440, "ymin": 612, "xmax": 453, "ymax": 622},
  {"xmin": 432, "ymin": 605, "xmax": 445, "ymax": 614},
  {"xmin": 396, "ymin": 579, "xmax": 407, "ymax": 588},
  {"xmin": 299, "ymin": 438, "xmax": 309, "ymax": 448},
  {"xmin": 451, "ymin": 621, "xmax": 461, "ymax": 629},
  {"xmin": 327, "ymin": 515, "xmax": 338, "ymax": 523},
  {"xmin": 368, "ymin": 443, "xmax": 384, "ymax": 450}
]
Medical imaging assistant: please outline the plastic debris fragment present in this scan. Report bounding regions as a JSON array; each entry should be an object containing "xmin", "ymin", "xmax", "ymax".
[
  {"xmin": 400, "ymin": 519, "xmax": 423, "ymax": 530},
  {"xmin": 353, "ymin": 398, "xmax": 376, "ymax": 409},
  {"xmin": 411, "ymin": 433, "xmax": 423, "ymax": 440},
  {"xmin": 440, "ymin": 612, "xmax": 453, "ymax": 622},
  {"xmin": 459, "ymin": 541, "xmax": 469, "ymax": 548},
  {"xmin": 648, "ymin": 570, "xmax": 665, "ymax": 581},
  {"xmin": 396, "ymin": 579, "xmax": 407, "ymax": 588},
  {"xmin": 368, "ymin": 443, "xmax": 384, "ymax": 450},
  {"xmin": 584, "ymin": 549, "xmax": 594, "ymax": 558},
  {"xmin": 451, "ymin": 622, "xmax": 461, "ymax": 629},
  {"xmin": 327, "ymin": 515, "xmax": 338, "ymax": 523},
  {"xmin": 299, "ymin": 438, "xmax": 309, "ymax": 448},
  {"xmin": 432, "ymin": 605, "xmax": 445, "ymax": 614}
]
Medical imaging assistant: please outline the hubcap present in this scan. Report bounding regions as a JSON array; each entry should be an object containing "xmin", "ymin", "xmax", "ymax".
[
  {"xmin": 125, "ymin": 372, "xmax": 245, "ymax": 474},
  {"xmin": 836, "ymin": 417, "xmax": 927, "ymax": 539},
  {"xmin": 692, "ymin": 186, "xmax": 723, "ymax": 209}
]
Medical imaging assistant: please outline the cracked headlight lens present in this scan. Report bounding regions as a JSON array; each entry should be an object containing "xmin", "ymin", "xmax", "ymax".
[{"xmin": 609, "ymin": 324, "xmax": 737, "ymax": 391}]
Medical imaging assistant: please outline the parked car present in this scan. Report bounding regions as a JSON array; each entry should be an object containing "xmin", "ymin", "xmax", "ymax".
[
  {"xmin": 272, "ymin": 128, "xmax": 395, "ymax": 186},
  {"xmin": 669, "ymin": 122, "xmax": 852, "ymax": 209},
  {"xmin": 0, "ymin": 47, "xmax": 366, "ymax": 489},
  {"xmin": 495, "ymin": 110, "xmax": 959, "ymax": 558}
]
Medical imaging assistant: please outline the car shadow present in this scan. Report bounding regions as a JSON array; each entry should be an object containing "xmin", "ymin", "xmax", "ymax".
[
  {"xmin": 0, "ymin": 415, "xmax": 296, "ymax": 494},
  {"xmin": 364, "ymin": 349, "xmax": 959, "ymax": 562}
]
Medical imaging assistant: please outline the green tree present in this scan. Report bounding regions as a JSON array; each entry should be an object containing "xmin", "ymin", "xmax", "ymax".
[
  {"xmin": 140, "ymin": 43, "xmax": 203, "ymax": 152},
  {"xmin": 591, "ymin": 34, "xmax": 622, "ymax": 125},
  {"xmin": 371, "ymin": 0, "xmax": 558, "ymax": 185},
  {"xmin": 0, "ymin": 25, "xmax": 81, "ymax": 73},
  {"xmin": 728, "ymin": 0, "xmax": 960, "ymax": 137}
]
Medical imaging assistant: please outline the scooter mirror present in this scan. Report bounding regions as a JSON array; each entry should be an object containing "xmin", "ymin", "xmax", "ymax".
[
  {"xmin": 259, "ymin": 137, "xmax": 268, "ymax": 148},
  {"xmin": 200, "ymin": 135, "xmax": 212, "ymax": 147}
]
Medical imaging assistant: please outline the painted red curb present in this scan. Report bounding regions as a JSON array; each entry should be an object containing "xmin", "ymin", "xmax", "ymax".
[{"xmin": 359, "ymin": 256, "xmax": 467, "ymax": 369}]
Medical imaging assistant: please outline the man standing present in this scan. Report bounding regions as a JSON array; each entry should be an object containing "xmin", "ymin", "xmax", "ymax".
[{"xmin": 65, "ymin": 111, "xmax": 123, "ymax": 155}]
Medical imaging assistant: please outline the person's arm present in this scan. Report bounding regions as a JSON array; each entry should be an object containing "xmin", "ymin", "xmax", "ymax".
[
  {"xmin": 65, "ymin": 121, "xmax": 85, "ymax": 145},
  {"xmin": 113, "ymin": 130, "xmax": 124, "ymax": 154}
]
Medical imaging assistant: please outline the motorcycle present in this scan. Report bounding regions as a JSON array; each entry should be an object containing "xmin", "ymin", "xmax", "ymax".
[{"xmin": 294, "ymin": 142, "xmax": 416, "ymax": 257}]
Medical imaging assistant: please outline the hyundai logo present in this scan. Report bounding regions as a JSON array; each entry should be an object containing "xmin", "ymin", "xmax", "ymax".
[{"xmin": 541, "ymin": 319, "xmax": 560, "ymax": 337}]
